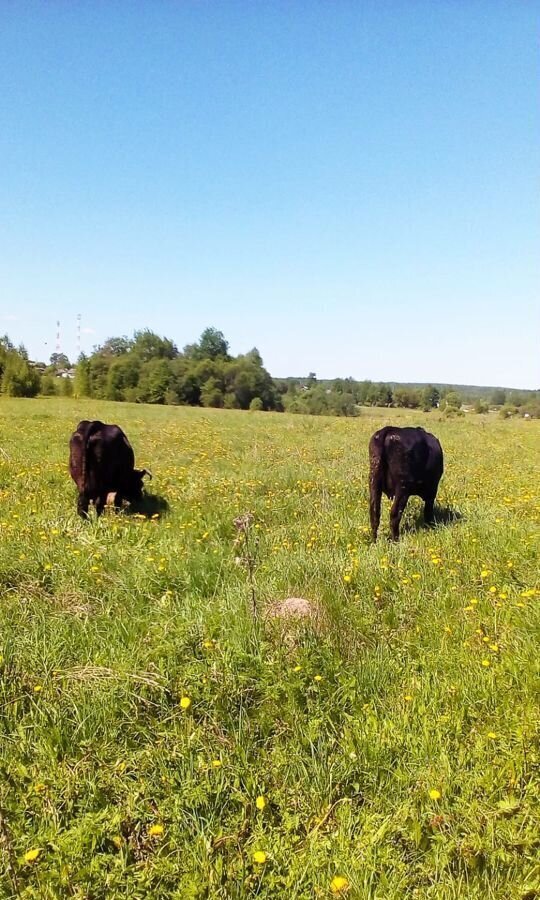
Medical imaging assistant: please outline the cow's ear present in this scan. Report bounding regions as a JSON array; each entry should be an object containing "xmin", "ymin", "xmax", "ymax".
[{"xmin": 142, "ymin": 468, "xmax": 153, "ymax": 481}]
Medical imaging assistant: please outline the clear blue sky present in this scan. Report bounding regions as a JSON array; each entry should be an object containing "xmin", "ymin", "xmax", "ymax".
[{"xmin": 1, "ymin": 1, "xmax": 538, "ymax": 388}]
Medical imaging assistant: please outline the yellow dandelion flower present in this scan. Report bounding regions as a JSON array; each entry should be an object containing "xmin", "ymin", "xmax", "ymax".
[
  {"xmin": 314, "ymin": 674, "xmax": 323, "ymax": 682},
  {"xmin": 211, "ymin": 759, "xmax": 222, "ymax": 768},
  {"xmin": 24, "ymin": 848, "xmax": 41, "ymax": 863},
  {"xmin": 293, "ymin": 665, "xmax": 302, "ymax": 672},
  {"xmin": 331, "ymin": 875, "xmax": 350, "ymax": 894},
  {"xmin": 256, "ymin": 795, "xmax": 266, "ymax": 811},
  {"xmin": 179, "ymin": 696, "xmax": 191, "ymax": 710},
  {"xmin": 429, "ymin": 789, "xmax": 441, "ymax": 801},
  {"xmin": 148, "ymin": 824, "xmax": 164, "ymax": 837},
  {"xmin": 253, "ymin": 850, "xmax": 267, "ymax": 864},
  {"xmin": 112, "ymin": 835, "xmax": 123, "ymax": 849},
  {"xmin": 33, "ymin": 684, "xmax": 43, "ymax": 693},
  {"xmin": 481, "ymin": 659, "xmax": 490, "ymax": 667},
  {"xmin": 487, "ymin": 731, "xmax": 497, "ymax": 739}
]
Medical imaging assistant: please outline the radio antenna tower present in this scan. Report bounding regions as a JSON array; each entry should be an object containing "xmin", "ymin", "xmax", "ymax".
[
  {"xmin": 56, "ymin": 320, "xmax": 61, "ymax": 355},
  {"xmin": 76, "ymin": 313, "xmax": 81, "ymax": 359}
]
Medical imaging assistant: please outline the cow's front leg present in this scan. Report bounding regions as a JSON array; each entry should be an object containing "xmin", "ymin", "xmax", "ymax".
[
  {"xmin": 95, "ymin": 496, "xmax": 106, "ymax": 517},
  {"xmin": 77, "ymin": 493, "xmax": 90, "ymax": 518},
  {"xmin": 390, "ymin": 492, "xmax": 408, "ymax": 541}
]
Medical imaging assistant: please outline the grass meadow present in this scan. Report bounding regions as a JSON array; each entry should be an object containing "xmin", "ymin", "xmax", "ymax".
[{"xmin": 0, "ymin": 397, "xmax": 538, "ymax": 899}]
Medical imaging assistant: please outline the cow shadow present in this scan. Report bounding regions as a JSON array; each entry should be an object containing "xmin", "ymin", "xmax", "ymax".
[
  {"xmin": 127, "ymin": 492, "xmax": 170, "ymax": 518},
  {"xmin": 400, "ymin": 503, "xmax": 463, "ymax": 535}
]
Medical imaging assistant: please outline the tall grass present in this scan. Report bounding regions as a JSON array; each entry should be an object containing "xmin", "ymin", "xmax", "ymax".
[{"xmin": 0, "ymin": 398, "xmax": 538, "ymax": 898}]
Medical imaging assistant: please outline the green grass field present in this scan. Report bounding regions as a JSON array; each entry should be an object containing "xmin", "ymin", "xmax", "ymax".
[{"xmin": 0, "ymin": 398, "xmax": 538, "ymax": 899}]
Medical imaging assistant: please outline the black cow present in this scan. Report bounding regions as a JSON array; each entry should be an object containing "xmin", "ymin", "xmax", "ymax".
[
  {"xmin": 69, "ymin": 420, "xmax": 151, "ymax": 518},
  {"xmin": 369, "ymin": 426, "xmax": 444, "ymax": 541}
]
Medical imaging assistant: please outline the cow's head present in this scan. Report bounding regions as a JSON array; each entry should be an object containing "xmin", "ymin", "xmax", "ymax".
[{"xmin": 126, "ymin": 468, "xmax": 152, "ymax": 501}]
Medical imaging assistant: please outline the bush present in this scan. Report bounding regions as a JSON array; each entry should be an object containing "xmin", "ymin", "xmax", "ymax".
[
  {"xmin": 249, "ymin": 396, "xmax": 264, "ymax": 411},
  {"xmin": 499, "ymin": 404, "xmax": 519, "ymax": 419},
  {"xmin": 40, "ymin": 374, "xmax": 57, "ymax": 396},
  {"xmin": 473, "ymin": 400, "xmax": 489, "ymax": 414}
]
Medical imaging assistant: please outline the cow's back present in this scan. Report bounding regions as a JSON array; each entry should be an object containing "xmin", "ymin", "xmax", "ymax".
[{"xmin": 371, "ymin": 426, "xmax": 442, "ymax": 498}]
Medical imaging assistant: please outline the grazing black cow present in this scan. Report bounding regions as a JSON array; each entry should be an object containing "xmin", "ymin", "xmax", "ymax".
[
  {"xmin": 69, "ymin": 420, "xmax": 151, "ymax": 518},
  {"xmin": 369, "ymin": 426, "xmax": 444, "ymax": 541}
]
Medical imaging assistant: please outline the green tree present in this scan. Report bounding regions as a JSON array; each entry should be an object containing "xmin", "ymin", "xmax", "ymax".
[
  {"xmin": 443, "ymin": 391, "xmax": 462, "ymax": 410},
  {"xmin": 40, "ymin": 373, "xmax": 57, "ymax": 396},
  {"xmin": 422, "ymin": 385, "xmax": 440, "ymax": 409},
  {"xmin": 106, "ymin": 356, "xmax": 140, "ymax": 401},
  {"xmin": 200, "ymin": 377, "xmax": 224, "ymax": 408},
  {"xmin": 249, "ymin": 396, "xmax": 264, "ymax": 411},
  {"xmin": 1, "ymin": 352, "xmax": 40, "ymax": 397},
  {"xmin": 198, "ymin": 327, "xmax": 229, "ymax": 360},
  {"xmin": 59, "ymin": 376, "xmax": 73, "ymax": 397},
  {"xmin": 490, "ymin": 388, "xmax": 506, "ymax": 406},
  {"xmin": 97, "ymin": 336, "xmax": 133, "ymax": 357},
  {"xmin": 49, "ymin": 352, "xmax": 70, "ymax": 370},
  {"xmin": 74, "ymin": 354, "xmax": 91, "ymax": 398},
  {"xmin": 132, "ymin": 330, "xmax": 178, "ymax": 362},
  {"xmin": 136, "ymin": 359, "xmax": 172, "ymax": 404}
]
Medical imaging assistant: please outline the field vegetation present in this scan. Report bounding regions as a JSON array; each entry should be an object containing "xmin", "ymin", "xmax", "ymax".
[{"xmin": 0, "ymin": 398, "xmax": 538, "ymax": 898}]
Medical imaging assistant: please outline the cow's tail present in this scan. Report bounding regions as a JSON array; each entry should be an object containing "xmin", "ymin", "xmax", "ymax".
[
  {"xmin": 368, "ymin": 427, "xmax": 389, "ymax": 540},
  {"xmin": 79, "ymin": 420, "xmax": 102, "ymax": 491}
]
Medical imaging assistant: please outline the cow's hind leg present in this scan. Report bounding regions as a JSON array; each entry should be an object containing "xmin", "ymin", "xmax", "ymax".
[
  {"xmin": 423, "ymin": 490, "xmax": 437, "ymax": 527},
  {"xmin": 369, "ymin": 481, "xmax": 382, "ymax": 542},
  {"xmin": 77, "ymin": 493, "xmax": 90, "ymax": 519},
  {"xmin": 390, "ymin": 492, "xmax": 409, "ymax": 541},
  {"xmin": 95, "ymin": 496, "xmax": 106, "ymax": 517}
]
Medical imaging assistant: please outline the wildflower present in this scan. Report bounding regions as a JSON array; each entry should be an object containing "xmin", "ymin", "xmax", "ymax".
[
  {"xmin": 331, "ymin": 875, "xmax": 350, "ymax": 893},
  {"xmin": 211, "ymin": 759, "xmax": 222, "ymax": 768},
  {"xmin": 24, "ymin": 848, "xmax": 41, "ymax": 863},
  {"xmin": 112, "ymin": 835, "xmax": 123, "ymax": 849},
  {"xmin": 34, "ymin": 783, "xmax": 46, "ymax": 793},
  {"xmin": 487, "ymin": 731, "xmax": 497, "ymax": 739},
  {"xmin": 256, "ymin": 795, "xmax": 266, "ymax": 811},
  {"xmin": 314, "ymin": 674, "xmax": 323, "ymax": 682},
  {"xmin": 253, "ymin": 850, "xmax": 267, "ymax": 864},
  {"xmin": 33, "ymin": 684, "xmax": 43, "ymax": 693},
  {"xmin": 429, "ymin": 789, "xmax": 441, "ymax": 801},
  {"xmin": 179, "ymin": 696, "xmax": 192, "ymax": 710},
  {"xmin": 404, "ymin": 694, "xmax": 413, "ymax": 702},
  {"xmin": 481, "ymin": 659, "xmax": 490, "ymax": 667},
  {"xmin": 148, "ymin": 824, "xmax": 164, "ymax": 837},
  {"xmin": 293, "ymin": 665, "xmax": 302, "ymax": 672}
]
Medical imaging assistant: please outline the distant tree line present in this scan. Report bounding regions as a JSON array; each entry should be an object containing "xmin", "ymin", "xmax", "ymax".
[
  {"xmin": 1, "ymin": 329, "xmax": 539, "ymax": 417},
  {"xmin": 73, "ymin": 328, "xmax": 280, "ymax": 411},
  {"xmin": 0, "ymin": 335, "xmax": 41, "ymax": 397}
]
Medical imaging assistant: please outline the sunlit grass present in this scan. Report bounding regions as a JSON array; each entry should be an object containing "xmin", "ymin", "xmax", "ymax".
[{"xmin": 0, "ymin": 398, "xmax": 538, "ymax": 898}]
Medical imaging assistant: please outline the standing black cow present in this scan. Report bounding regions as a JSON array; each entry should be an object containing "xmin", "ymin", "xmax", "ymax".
[
  {"xmin": 369, "ymin": 426, "xmax": 443, "ymax": 541},
  {"xmin": 69, "ymin": 420, "xmax": 151, "ymax": 518}
]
